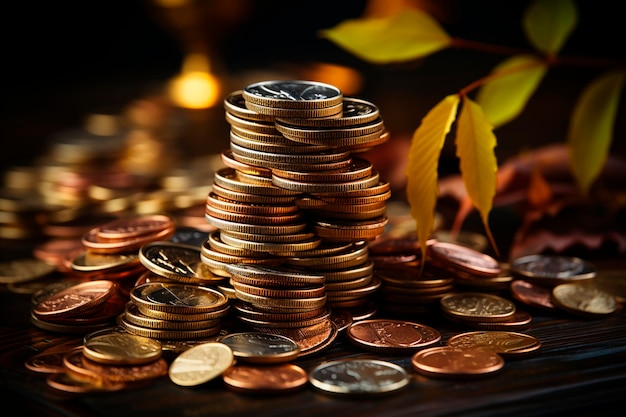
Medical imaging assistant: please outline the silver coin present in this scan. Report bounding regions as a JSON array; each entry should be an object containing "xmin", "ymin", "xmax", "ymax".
[
  {"xmin": 243, "ymin": 80, "xmax": 342, "ymax": 109},
  {"xmin": 308, "ymin": 358, "xmax": 409, "ymax": 395}
]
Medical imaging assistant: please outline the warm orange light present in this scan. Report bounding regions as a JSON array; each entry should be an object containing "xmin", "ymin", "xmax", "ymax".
[
  {"xmin": 168, "ymin": 54, "xmax": 221, "ymax": 109},
  {"xmin": 300, "ymin": 62, "xmax": 364, "ymax": 96}
]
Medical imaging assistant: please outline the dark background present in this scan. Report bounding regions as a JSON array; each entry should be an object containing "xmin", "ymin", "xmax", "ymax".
[{"xmin": 2, "ymin": 0, "xmax": 624, "ymax": 170}]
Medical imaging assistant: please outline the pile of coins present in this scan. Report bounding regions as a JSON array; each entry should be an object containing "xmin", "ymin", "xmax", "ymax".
[
  {"xmin": 510, "ymin": 254, "xmax": 620, "ymax": 318},
  {"xmin": 30, "ymin": 331, "xmax": 168, "ymax": 393},
  {"xmin": 204, "ymin": 80, "xmax": 392, "ymax": 335},
  {"xmin": 30, "ymin": 279, "xmax": 126, "ymax": 334}
]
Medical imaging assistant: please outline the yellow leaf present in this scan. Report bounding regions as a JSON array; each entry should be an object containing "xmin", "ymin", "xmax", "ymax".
[
  {"xmin": 319, "ymin": 8, "xmax": 452, "ymax": 64},
  {"xmin": 568, "ymin": 70, "xmax": 625, "ymax": 195},
  {"xmin": 523, "ymin": 0, "xmax": 577, "ymax": 55},
  {"xmin": 476, "ymin": 55, "xmax": 548, "ymax": 128},
  {"xmin": 456, "ymin": 96, "xmax": 499, "ymax": 255},
  {"xmin": 406, "ymin": 94, "xmax": 460, "ymax": 265}
]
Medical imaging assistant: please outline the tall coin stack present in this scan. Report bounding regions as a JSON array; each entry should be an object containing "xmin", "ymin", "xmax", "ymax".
[{"xmin": 203, "ymin": 80, "xmax": 391, "ymax": 347}]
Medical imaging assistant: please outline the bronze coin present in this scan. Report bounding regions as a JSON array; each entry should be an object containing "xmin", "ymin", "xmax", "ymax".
[
  {"xmin": 440, "ymin": 292, "xmax": 516, "ymax": 323},
  {"xmin": 411, "ymin": 346, "xmax": 504, "ymax": 378},
  {"xmin": 33, "ymin": 280, "xmax": 117, "ymax": 318},
  {"xmin": 222, "ymin": 363, "xmax": 308, "ymax": 394},
  {"xmin": 347, "ymin": 318, "xmax": 441, "ymax": 353},
  {"xmin": 428, "ymin": 241, "xmax": 501, "ymax": 277},
  {"xmin": 510, "ymin": 279, "xmax": 556, "ymax": 311},
  {"xmin": 447, "ymin": 331, "xmax": 541, "ymax": 357}
]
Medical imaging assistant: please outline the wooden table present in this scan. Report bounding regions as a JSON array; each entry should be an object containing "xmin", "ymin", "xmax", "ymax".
[{"xmin": 2, "ymin": 256, "xmax": 625, "ymax": 417}]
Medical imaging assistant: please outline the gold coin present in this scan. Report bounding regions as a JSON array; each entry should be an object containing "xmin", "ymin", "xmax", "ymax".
[
  {"xmin": 551, "ymin": 282, "xmax": 619, "ymax": 317},
  {"xmin": 219, "ymin": 231, "xmax": 321, "ymax": 253},
  {"xmin": 245, "ymin": 101, "xmax": 343, "ymax": 118},
  {"xmin": 82, "ymin": 332, "xmax": 162, "ymax": 365},
  {"xmin": 440, "ymin": 292, "xmax": 516, "ymax": 323},
  {"xmin": 130, "ymin": 282, "xmax": 228, "ymax": 314},
  {"xmin": 168, "ymin": 341, "xmax": 235, "ymax": 386},
  {"xmin": 220, "ymin": 149, "xmax": 272, "ymax": 178},
  {"xmin": 271, "ymin": 171, "xmax": 380, "ymax": 194},
  {"xmin": 223, "ymin": 90, "xmax": 275, "ymax": 122},
  {"xmin": 275, "ymin": 117, "xmax": 384, "ymax": 140},
  {"xmin": 275, "ymin": 97, "xmax": 380, "ymax": 128}
]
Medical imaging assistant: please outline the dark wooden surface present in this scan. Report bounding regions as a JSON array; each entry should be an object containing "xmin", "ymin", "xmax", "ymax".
[{"xmin": 2, "ymin": 258, "xmax": 626, "ymax": 417}]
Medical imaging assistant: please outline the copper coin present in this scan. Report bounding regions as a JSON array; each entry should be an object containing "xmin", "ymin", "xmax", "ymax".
[
  {"xmin": 95, "ymin": 214, "xmax": 174, "ymax": 239},
  {"xmin": 510, "ymin": 279, "xmax": 556, "ymax": 311},
  {"xmin": 32, "ymin": 280, "xmax": 117, "ymax": 318},
  {"xmin": 64, "ymin": 349, "xmax": 168, "ymax": 385},
  {"xmin": 347, "ymin": 318, "xmax": 441, "ymax": 353},
  {"xmin": 428, "ymin": 241, "xmax": 501, "ymax": 277},
  {"xmin": 25, "ymin": 346, "xmax": 83, "ymax": 374},
  {"xmin": 222, "ymin": 363, "xmax": 308, "ymax": 393},
  {"xmin": 46, "ymin": 371, "xmax": 126, "ymax": 393},
  {"xmin": 411, "ymin": 346, "xmax": 504, "ymax": 378}
]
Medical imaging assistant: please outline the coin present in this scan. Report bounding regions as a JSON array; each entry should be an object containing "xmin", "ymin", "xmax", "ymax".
[
  {"xmin": 510, "ymin": 254, "xmax": 596, "ymax": 287},
  {"xmin": 308, "ymin": 359, "xmax": 410, "ymax": 395},
  {"xmin": 0, "ymin": 257, "xmax": 56, "ymax": 284},
  {"xmin": 218, "ymin": 332, "xmax": 300, "ymax": 364},
  {"xmin": 222, "ymin": 363, "xmax": 308, "ymax": 394},
  {"xmin": 242, "ymin": 80, "xmax": 343, "ymax": 109},
  {"xmin": 551, "ymin": 282, "xmax": 619, "ymax": 317},
  {"xmin": 82, "ymin": 333, "xmax": 162, "ymax": 365},
  {"xmin": 33, "ymin": 280, "xmax": 117, "ymax": 318},
  {"xmin": 346, "ymin": 318, "xmax": 441, "ymax": 354},
  {"xmin": 411, "ymin": 346, "xmax": 504, "ymax": 378},
  {"xmin": 447, "ymin": 331, "xmax": 541, "ymax": 357},
  {"xmin": 440, "ymin": 292, "xmax": 516, "ymax": 323},
  {"xmin": 275, "ymin": 97, "xmax": 380, "ymax": 128},
  {"xmin": 428, "ymin": 241, "xmax": 501, "ymax": 277},
  {"xmin": 510, "ymin": 279, "xmax": 556, "ymax": 311},
  {"xmin": 168, "ymin": 342, "xmax": 234, "ymax": 386},
  {"xmin": 130, "ymin": 282, "xmax": 229, "ymax": 314}
]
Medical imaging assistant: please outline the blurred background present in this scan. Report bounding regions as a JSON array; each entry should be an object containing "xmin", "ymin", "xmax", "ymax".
[{"xmin": 1, "ymin": 0, "xmax": 625, "ymax": 257}]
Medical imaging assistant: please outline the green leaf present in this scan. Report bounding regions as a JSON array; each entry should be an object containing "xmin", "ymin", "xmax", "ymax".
[
  {"xmin": 568, "ymin": 70, "xmax": 625, "ymax": 195},
  {"xmin": 319, "ymin": 8, "xmax": 452, "ymax": 64},
  {"xmin": 475, "ymin": 55, "xmax": 548, "ymax": 128},
  {"xmin": 456, "ymin": 96, "xmax": 499, "ymax": 254},
  {"xmin": 406, "ymin": 94, "xmax": 460, "ymax": 263},
  {"xmin": 523, "ymin": 0, "xmax": 578, "ymax": 55}
]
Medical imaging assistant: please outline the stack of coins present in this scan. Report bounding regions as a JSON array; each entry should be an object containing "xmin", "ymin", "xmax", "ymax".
[
  {"xmin": 46, "ymin": 332, "xmax": 168, "ymax": 393},
  {"xmin": 118, "ymin": 281, "xmax": 229, "ymax": 341},
  {"xmin": 63, "ymin": 214, "xmax": 178, "ymax": 295},
  {"xmin": 31, "ymin": 279, "xmax": 126, "ymax": 334},
  {"xmin": 427, "ymin": 241, "xmax": 512, "ymax": 293},
  {"xmin": 205, "ymin": 80, "xmax": 391, "ymax": 325}
]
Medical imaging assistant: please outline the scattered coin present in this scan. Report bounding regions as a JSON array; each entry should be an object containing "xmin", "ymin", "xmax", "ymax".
[
  {"xmin": 411, "ymin": 346, "xmax": 504, "ymax": 378},
  {"xmin": 309, "ymin": 359, "xmax": 410, "ymax": 395},
  {"xmin": 346, "ymin": 318, "xmax": 441, "ymax": 354},
  {"xmin": 218, "ymin": 332, "xmax": 300, "ymax": 364},
  {"xmin": 447, "ymin": 331, "xmax": 541, "ymax": 358},
  {"xmin": 222, "ymin": 363, "xmax": 308, "ymax": 394},
  {"xmin": 168, "ymin": 342, "xmax": 235, "ymax": 387},
  {"xmin": 551, "ymin": 282, "xmax": 619, "ymax": 318}
]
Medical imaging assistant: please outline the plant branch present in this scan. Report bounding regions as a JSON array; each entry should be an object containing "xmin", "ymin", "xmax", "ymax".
[{"xmin": 451, "ymin": 37, "xmax": 625, "ymax": 70}]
